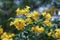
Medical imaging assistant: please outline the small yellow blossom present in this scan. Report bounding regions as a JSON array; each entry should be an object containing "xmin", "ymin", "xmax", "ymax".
[
  {"xmin": 52, "ymin": 34, "xmax": 55, "ymax": 38},
  {"xmin": 48, "ymin": 32, "xmax": 52, "ymax": 36},
  {"xmin": 45, "ymin": 13, "xmax": 51, "ymax": 19},
  {"xmin": 14, "ymin": 18, "xmax": 25, "ymax": 23},
  {"xmin": 2, "ymin": 38, "xmax": 9, "ymax": 40},
  {"xmin": 10, "ymin": 22, "xmax": 14, "ymax": 26},
  {"xmin": 16, "ymin": 6, "xmax": 30, "ymax": 15},
  {"xmin": 24, "ymin": 6, "xmax": 30, "ymax": 13},
  {"xmin": 31, "ymin": 10, "xmax": 39, "ymax": 21},
  {"xmin": 20, "ymin": 9, "xmax": 28, "ymax": 15},
  {"xmin": 16, "ymin": 8, "xmax": 21, "ymax": 15},
  {"xmin": 48, "ymin": 32, "xmax": 55, "ymax": 38},
  {"xmin": 55, "ymin": 32, "xmax": 60, "ymax": 38},
  {"xmin": 32, "ymin": 10, "xmax": 39, "ymax": 17},
  {"xmin": 55, "ymin": 28, "xmax": 60, "ymax": 38},
  {"xmin": 25, "ymin": 17, "xmax": 32, "ymax": 23},
  {"xmin": 26, "ymin": 6, "xmax": 30, "ymax": 9},
  {"xmin": 55, "ymin": 28, "xmax": 60, "ymax": 32},
  {"xmin": 32, "ymin": 26, "xmax": 44, "ymax": 33},
  {"xmin": 9, "ymin": 38, "xmax": 13, "ymax": 40},
  {"xmin": 38, "ymin": 27, "xmax": 44, "ymax": 32},
  {"xmin": 26, "ymin": 13, "xmax": 32, "ymax": 17},
  {"xmin": 10, "ymin": 18, "xmax": 26, "ymax": 30},
  {"xmin": 32, "ymin": 27, "xmax": 34, "ymax": 30},
  {"xmin": 2, "ymin": 38, "xmax": 13, "ymax": 40},
  {"xmin": 21, "ymin": 9, "xmax": 26, "ymax": 13},
  {"xmin": 1, "ymin": 32, "xmax": 8, "ymax": 38},
  {"xmin": 42, "ymin": 11, "xmax": 46, "ymax": 16},
  {"xmin": 25, "ymin": 10, "xmax": 39, "ymax": 20},
  {"xmin": 1, "ymin": 32, "xmax": 14, "ymax": 40},
  {"xmin": 43, "ymin": 20, "xmax": 52, "ymax": 26}
]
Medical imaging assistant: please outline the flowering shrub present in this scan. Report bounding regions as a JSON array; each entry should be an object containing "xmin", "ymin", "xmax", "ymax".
[{"xmin": 0, "ymin": 6, "xmax": 60, "ymax": 40}]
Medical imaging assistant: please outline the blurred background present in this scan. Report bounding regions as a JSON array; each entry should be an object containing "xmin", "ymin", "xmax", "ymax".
[{"xmin": 0, "ymin": 0, "xmax": 60, "ymax": 27}]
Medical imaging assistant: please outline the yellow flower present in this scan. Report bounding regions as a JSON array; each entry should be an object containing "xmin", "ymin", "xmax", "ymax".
[
  {"xmin": 14, "ymin": 18, "xmax": 25, "ymax": 23},
  {"xmin": 0, "ymin": 28, "xmax": 3, "ymax": 34},
  {"xmin": 32, "ymin": 26, "xmax": 44, "ymax": 33},
  {"xmin": 48, "ymin": 32, "xmax": 55, "ymax": 38},
  {"xmin": 55, "ymin": 28, "xmax": 60, "ymax": 32},
  {"xmin": 1, "ymin": 32, "xmax": 8, "ymax": 39},
  {"xmin": 20, "ymin": 9, "xmax": 28, "ymax": 15},
  {"xmin": 31, "ymin": 10, "xmax": 39, "ymax": 21},
  {"xmin": 26, "ymin": 13, "xmax": 32, "ymax": 17},
  {"xmin": 24, "ymin": 6, "xmax": 30, "ymax": 13},
  {"xmin": 16, "ymin": 8, "xmax": 21, "ymax": 15},
  {"xmin": 2, "ymin": 38, "xmax": 13, "ymax": 40},
  {"xmin": 32, "ymin": 27, "xmax": 34, "ymax": 30},
  {"xmin": 48, "ymin": 32, "xmax": 52, "ymax": 36},
  {"xmin": 10, "ymin": 18, "xmax": 26, "ymax": 30},
  {"xmin": 42, "ymin": 11, "xmax": 46, "ymax": 16},
  {"xmin": 38, "ymin": 27, "xmax": 44, "ymax": 32},
  {"xmin": 2, "ymin": 36, "xmax": 13, "ymax": 40},
  {"xmin": 55, "ymin": 32, "xmax": 60, "ymax": 38},
  {"xmin": 15, "ymin": 22, "xmax": 26, "ymax": 30},
  {"xmin": 9, "ymin": 38, "xmax": 13, "ymax": 40},
  {"xmin": 43, "ymin": 20, "xmax": 52, "ymax": 26},
  {"xmin": 8, "ymin": 33, "xmax": 15, "ymax": 38},
  {"xmin": 51, "ymin": 34, "xmax": 55, "ymax": 38},
  {"xmin": 1, "ymin": 32, "xmax": 14, "ymax": 40},
  {"xmin": 32, "ymin": 10, "xmax": 39, "ymax": 17},
  {"xmin": 45, "ymin": 13, "xmax": 51, "ymax": 19},
  {"xmin": 55, "ymin": 28, "xmax": 60, "ymax": 38},
  {"xmin": 10, "ymin": 22, "xmax": 14, "ymax": 26},
  {"xmin": 25, "ymin": 10, "xmax": 39, "ymax": 21},
  {"xmin": 2, "ymin": 38, "xmax": 9, "ymax": 40},
  {"xmin": 25, "ymin": 17, "xmax": 32, "ymax": 23},
  {"xmin": 16, "ymin": 6, "xmax": 30, "ymax": 15},
  {"xmin": 26, "ymin": 6, "xmax": 30, "ymax": 9}
]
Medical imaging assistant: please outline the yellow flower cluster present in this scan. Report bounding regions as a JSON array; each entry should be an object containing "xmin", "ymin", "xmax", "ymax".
[
  {"xmin": 10, "ymin": 6, "xmax": 41, "ymax": 31},
  {"xmin": 43, "ymin": 20, "xmax": 52, "ymax": 26},
  {"xmin": 47, "ymin": 28, "xmax": 60, "ymax": 39},
  {"xmin": 42, "ymin": 11, "xmax": 51, "ymax": 20},
  {"xmin": 9, "ymin": 6, "xmax": 58, "ymax": 39},
  {"xmin": 0, "ymin": 32, "xmax": 15, "ymax": 40},
  {"xmin": 48, "ymin": 32, "xmax": 55, "ymax": 38},
  {"xmin": 26, "ymin": 10, "xmax": 39, "ymax": 21},
  {"xmin": 41, "ymin": 11, "xmax": 52, "ymax": 26},
  {"xmin": 16, "ymin": 6, "xmax": 39, "ymax": 21},
  {"xmin": 0, "ymin": 6, "xmax": 58, "ymax": 40},
  {"xmin": 55, "ymin": 28, "xmax": 60, "ymax": 39},
  {"xmin": 10, "ymin": 6, "xmax": 52, "ymax": 32},
  {"xmin": 31, "ymin": 10, "xmax": 39, "ymax": 21},
  {"xmin": 10, "ymin": 18, "xmax": 26, "ymax": 30},
  {"xmin": 16, "ymin": 6, "xmax": 30, "ymax": 15},
  {"xmin": 32, "ymin": 26, "xmax": 44, "ymax": 33}
]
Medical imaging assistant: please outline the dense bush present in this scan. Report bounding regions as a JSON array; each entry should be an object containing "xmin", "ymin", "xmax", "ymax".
[{"xmin": 0, "ymin": 6, "xmax": 60, "ymax": 40}]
